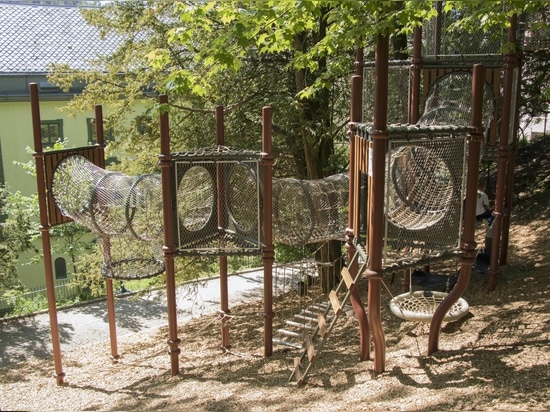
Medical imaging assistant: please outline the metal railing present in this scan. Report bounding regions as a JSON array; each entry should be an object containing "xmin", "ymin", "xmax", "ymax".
[{"xmin": 0, "ymin": 279, "xmax": 80, "ymax": 315}]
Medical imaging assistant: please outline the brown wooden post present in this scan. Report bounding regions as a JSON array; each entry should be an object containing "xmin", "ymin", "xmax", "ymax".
[
  {"xmin": 500, "ymin": 14, "xmax": 521, "ymax": 266},
  {"xmin": 488, "ymin": 15, "xmax": 518, "ymax": 291},
  {"xmin": 215, "ymin": 106, "xmax": 231, "ymax": 351},
  {"xmin": 261, "ymin": 106, "xmax": 275, "ymax": 357},
  {"xmin": 409, "ymin": 26, "xmax": 422, "ymax": 124},
  {"xmin": 159, "ymin": 94, "xmax": 180, "ymax": 375},
  {"xmin": 428, "ymin": 64, "xmax": 485, "ymax": 354},
  {"xmin": 30, "ymin": 83, "xmax": 65, "ymax": 384},
  {"xmin": 95, "ymin": 104, "xmax": 120, "ymax": 361},
  {"xmin": 346, "ymin": 47, "xmax": 370, "ymax": 362},
  {"xmin": 365, "ymin": 34, "xmax": 389, "ymax": 373}
]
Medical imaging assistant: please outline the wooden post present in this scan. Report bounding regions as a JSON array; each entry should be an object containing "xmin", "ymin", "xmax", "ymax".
[
  {"xmin": 30, "ymin": 83, "xmax": 65, "ymax": 384},
  {"xmin": 262, "ymin": 106, "xmax": 275, "ymax": 357},
  {"xmin": 215, "ymin": 106, "xmax": 231, "ymax": 351},
  {"xmin": 428, "ymin": 64, "xmax": 485, "ymax": 354},
  {"xmin": 366, "ymin": 34, "xmax": 390, "ymax": 373},
  {"xmin": 95, "ymin": 104, "xmax": 120, "ymax": 362},
  {"xmin": 489, "ymin": 14, "xmax": 518, "ymax": 287},
  {"xmin": 347, "ymin": 47, "xmax": 370, "ymax": 362},
  {"xmin": 159, "ymin": 94, "xmax": 180, "ymax": 375},
  {"xmin": 409, "ymin": 26, "xmax": 422, "ymax": 124}
]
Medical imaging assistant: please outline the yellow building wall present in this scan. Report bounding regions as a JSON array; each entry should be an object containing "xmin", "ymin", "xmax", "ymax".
[{"xmin": 0, "ymin": 98, "xmax": 148, "ymax": 294}]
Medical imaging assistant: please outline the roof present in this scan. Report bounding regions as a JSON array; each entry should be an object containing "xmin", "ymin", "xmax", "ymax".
[{"xmin": 0, "ymin": 3, "xmax": 121, "ymax": 74}]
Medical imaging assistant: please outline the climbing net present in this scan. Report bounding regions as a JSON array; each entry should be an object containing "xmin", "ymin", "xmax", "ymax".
[
  {"xmin": 418, "ymin": 71, "xmax": 495, "ymax": 133},
  {"xmin": 384, "ymin": 126, "xmax": 468, "ymax": 267}
]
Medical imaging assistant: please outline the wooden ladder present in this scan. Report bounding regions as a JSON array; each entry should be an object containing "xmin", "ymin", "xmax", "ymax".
[{"xmin": 286, "ymin": 245, "xmax": 368, "ymax": 385}]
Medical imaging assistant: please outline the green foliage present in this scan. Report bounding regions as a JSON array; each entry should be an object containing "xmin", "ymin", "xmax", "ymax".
[
  {"xmin": 0, "ymin": 187, "xmax": 40, "ymax": 289},
  {"xmin": 45, "ymin": 1, "xmax": 548, "ymax": 268},
  {"xmin": 1, "ymin": 288, "xmax": 48, "ymax": 317}
]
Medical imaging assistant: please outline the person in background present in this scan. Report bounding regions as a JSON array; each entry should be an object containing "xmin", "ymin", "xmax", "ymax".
[{"xmin": 476, "ymin": 181, "xmax": 494, "ymax": 225}]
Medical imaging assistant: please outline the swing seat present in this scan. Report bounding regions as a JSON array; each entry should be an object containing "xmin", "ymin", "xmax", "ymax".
[{"xmin": 389, "ymin": 290, "xmax": 469, "ymax": 323}]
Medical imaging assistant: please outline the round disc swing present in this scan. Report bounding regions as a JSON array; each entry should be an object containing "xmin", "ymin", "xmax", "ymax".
[
  {"xmin": 383, "ymin": 265, "xmax": 469, "ymax": 323},
  {"xmin": 389, "ymin": 289, "xmax": 469, "ymax": 323}
]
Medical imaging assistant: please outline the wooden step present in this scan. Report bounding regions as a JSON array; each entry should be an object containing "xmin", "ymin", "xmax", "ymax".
[
  {"xmin": 273, "ymin": 338, "xmax": 302, "ymax": 349},
  {"xmin": 317, "ymin": 313, "xmax": 328, "ymax": 338},
  {"xmin": 305, "ymin": 334, "xmax": 316, "ymax": 362},
  {"xmin": 293, "ymin": 357, "xmax": 304, "ymax": 384},
  {"xmin": 329, "ymin": 290, "xmax": 342, "ymax": 315},
  {"xmin": 341, "ymin": 266, "xmax": 355, "ymax": 289}
]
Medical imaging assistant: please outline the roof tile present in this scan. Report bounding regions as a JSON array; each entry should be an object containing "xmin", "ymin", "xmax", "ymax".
[{"xmin": 0, "ymin": 3, "xmax": 121, "ymax": 74}]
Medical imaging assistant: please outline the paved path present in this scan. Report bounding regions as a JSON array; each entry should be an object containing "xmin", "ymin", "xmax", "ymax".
[{"xmin": 0, "ymin": 270, "xmax": 276, "ymax": 369}]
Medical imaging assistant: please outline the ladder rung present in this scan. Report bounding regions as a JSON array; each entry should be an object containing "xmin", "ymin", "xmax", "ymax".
[
  {"xmin": 310, "ymin": 302, "xmax": 329, "ymax": 310},
  {"xmin": 302, "ymin": 308, "xmax": 323, "ymax": 316},
  {"xmin": 355, "ymin": 244, "xmax": 367, "ymax": 261},
  {"xmin": 329, "ymin": 290, "xmax": 342, "ymax": 315},
  {"xmin": 341, "ymin": 266, "xmax": 355, "ymax": 289},
  {"xmin": 273, "ymin": 338, "xmax": 302, "ymax": 349},
  {"xmin": 293, "ymin": 313, "xmax": 318, "ymax": 322},
  {"xmin": 294, "ymin": 357, "xmax": 304, "ymax": 384},
  {"xmin": 305, "ymin": 334, "xmax": 316, "ymax": 362},
  {"xmin": 286, "ymin": 320, "xmax": 316, "ymax": 331},
  {"xmin": 277, "ymin": 328, "xmax": 304, "ymax": 338},
  {"xmin": 317, "ymin": 313, "xmax": 328, "ymax": 338}
]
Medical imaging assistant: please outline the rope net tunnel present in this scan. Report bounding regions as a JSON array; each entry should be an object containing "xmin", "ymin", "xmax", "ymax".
[
  {"xmin": 51, "ymin": 154, "xmax": 165, "ymax": 280},
  {"xmin": 49, "ymin": 150, "xmax": 351, "ymax": 277}
]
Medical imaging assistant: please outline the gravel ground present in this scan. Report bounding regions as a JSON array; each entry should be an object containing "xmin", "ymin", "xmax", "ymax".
[
  {"xmin": 0, "ymin": 139, "xmax": 549, "ymax": 411},
  {"xmin": 0, "ymin": 216, "xmax": 548, "ymax": 411}
]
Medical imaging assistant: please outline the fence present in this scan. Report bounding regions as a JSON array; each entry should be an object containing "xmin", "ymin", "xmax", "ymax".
[{"xmin": 0, "ymin": 279, "xmax": 80, "ymax": 316}]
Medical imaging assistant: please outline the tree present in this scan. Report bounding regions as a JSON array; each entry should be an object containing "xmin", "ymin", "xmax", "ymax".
[
  {"xmin": 0, "ymin": 188, "xmax": 39, "ymax": 289},
  {"xmin": 49, "ymin": 1, "xmax": 546, "ymax": 289}
]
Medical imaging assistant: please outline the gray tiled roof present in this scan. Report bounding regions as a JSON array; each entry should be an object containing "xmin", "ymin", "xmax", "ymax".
[{"xmin": 0, "ymin": 3, "xmax": 121, "ymax": 74}]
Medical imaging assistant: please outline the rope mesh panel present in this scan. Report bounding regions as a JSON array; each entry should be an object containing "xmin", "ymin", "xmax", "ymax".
[
  {"xmin": 385, "ymin": 134, "xmax": 467, "ymax": 264},
  {"xmin": 363, "ymin": 64, "xmax": 410, "ymax": 125},
  {"xmin": 272, "ymin": 174, "xmax": 349, "ymax": 246},
  {"xmin": 174, "ymin": 157, "xmax": 262, "ymax": 255},
  {"xmin": 50, "ymin": 151, "xmax": 351, "ymax": 275},
  {"xmin": 51, "ymin": 155, "xmax": 163, "ymax": 241},
  {"xmin": 418, "ymin": 71, "xmax": 495, "ymax": 132},
  {"xmin": 421, "ymin": 10, "xmax": 503, "ymax": 58}
]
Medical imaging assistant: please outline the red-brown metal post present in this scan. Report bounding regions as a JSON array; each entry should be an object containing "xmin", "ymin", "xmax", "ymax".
[
  {"xmin": 159, "ymin": 94, "xmax": 181, "ymax": 375},
  {"xmin": 95, "ymin": 104, "xmax": 120, "ymax": 361},
  {"xmin": 30, "ymin": 83, "xmax": 65, "ymax": 384},
  {"xmin": 365, "ymin": 34, "xmax": 390, "ymax": 373},
  {"xmin": 215, "ymin": 106, "xmax": 231, "ymax": 351},
  {"xmin": 346, "ymin": 48, "xmax": 370, "ymax": 362},
  {"xmin": 488, "ymin": 15, "xmax": 518, "ymax": 291},
  {"xmin": 261, "ymin": 106, "xmax": 275, "ymax": 357},
  {"xmin": 428, "ymin": 64, "xmax": 485, "ymax": 354}
]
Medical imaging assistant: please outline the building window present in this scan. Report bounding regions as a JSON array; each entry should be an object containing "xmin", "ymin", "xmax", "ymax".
[
  {"xmin": 40, "ymin": 120, "xmax": 63, "ymax": 147},
  {"xmin": 87, "ymin": 118, "xmax": 114, "ymax": 145},
  {"xmin": 54, "ymin": 257, "xmax": 67, "ymax": 280}
]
